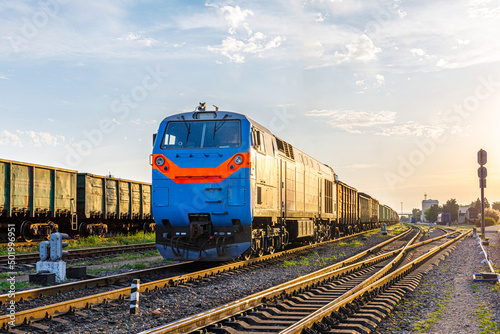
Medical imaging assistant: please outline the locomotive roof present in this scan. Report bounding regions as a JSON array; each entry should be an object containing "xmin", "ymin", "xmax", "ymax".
[{"xmin": 161, "ymin": 109, "xmax": 334, "ymax": 176}]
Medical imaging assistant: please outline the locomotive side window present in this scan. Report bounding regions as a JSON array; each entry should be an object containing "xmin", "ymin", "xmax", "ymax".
[
  {"xmin": 252, "ymin": 129, "xmax": 265, "ymax": 153},
  {"xmin": 161, "ymin": 120, "xmax": 241, "ymax": 149}
]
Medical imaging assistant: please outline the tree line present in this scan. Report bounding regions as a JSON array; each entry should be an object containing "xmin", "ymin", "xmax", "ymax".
[{"xmin": 407, "ymin": 199, "xmax": 500, "ymax": 224}]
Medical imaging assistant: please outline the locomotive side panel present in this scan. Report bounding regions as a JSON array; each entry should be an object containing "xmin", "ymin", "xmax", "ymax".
[{"xmin": 251, "ymin": 127, "xmax": 278, "ymax": 217}]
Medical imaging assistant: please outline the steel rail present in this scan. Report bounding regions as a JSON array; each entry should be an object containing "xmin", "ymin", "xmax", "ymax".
[
  {"xmin": 0, "ymin": 243, "xmax": 157, "ymax": 266},
  {"xmin": 137, "ymin": 229, "xmax": 460, "ymax": 334},
  {"xmin": 0, "ymin": 227, "xmax": 396, "ymax": 307},
  {"xmin": 0, "ymin": 261, "xmax": 194, "ymax": 305},
  {"xmin": 279, "ymin": 230, "xmax": 470, "ymax": 334},
  {"xmin": 0, "ymin": 226, "xmax": 407, "ymax": 329}
]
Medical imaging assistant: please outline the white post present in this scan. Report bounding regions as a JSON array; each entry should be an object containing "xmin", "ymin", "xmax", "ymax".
[{"xmin": 130, "ymin": 279, "xmax": 140, "ymax": 315}]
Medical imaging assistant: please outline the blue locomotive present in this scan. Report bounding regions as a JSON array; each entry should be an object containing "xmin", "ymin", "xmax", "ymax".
[{"xmin": 152, "ymin": 103, "xmax": 398, "ymax": 261}]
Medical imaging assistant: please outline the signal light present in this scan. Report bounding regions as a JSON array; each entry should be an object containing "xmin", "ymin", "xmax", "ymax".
[
  {"xmin": 39, "ymin": 241, "xmax": 50, "ymax": 261},
  {"xmin": 50, "ymin": 232, "xmax": 70, "ymax": 261}
]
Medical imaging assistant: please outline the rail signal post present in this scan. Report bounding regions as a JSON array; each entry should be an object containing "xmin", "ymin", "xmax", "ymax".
[{"xmin": 478, "ymin": 149, "xmax": 487, "ymax": 239}]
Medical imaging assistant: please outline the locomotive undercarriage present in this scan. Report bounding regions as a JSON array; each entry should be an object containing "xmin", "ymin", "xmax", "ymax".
[
  {"xmin": 155, "ymin": 215, "xmax": 391, "ymax": 261},
  {"xmin": 155, "ymin": 218, "xmax": 251, "ymax": 261}
]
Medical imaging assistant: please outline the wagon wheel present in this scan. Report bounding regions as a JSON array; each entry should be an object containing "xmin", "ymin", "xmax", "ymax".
[
  {"xmin": 241, "ymin": 250, "xmax": 252, "ymax": 261},
  {"xmin": 78, "ymin": 222, "xmax": 90, "ymax": 237},
  {"xmin": 45, "ymin": 221, "xmax": 58, "ymax": 239},
  {"xmin": 20, "ymin": 220, "xmax": 34, "ymax": 242},
  {"xmin": 256, "ymin": 247, "xmax": 264, "ymax": 257},
  {"xmin": 268, "ymin": 246, "xmax": 275, "ymax": 255}
]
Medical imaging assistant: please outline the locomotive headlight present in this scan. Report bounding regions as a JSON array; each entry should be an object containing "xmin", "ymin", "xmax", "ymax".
[
  {"xmin": 234, "ymin": 155, "xmax": 244, "ymax": 165},
  {"xmin": 155, "ymin": 156, "xmax": 165, "ymax": 166}
]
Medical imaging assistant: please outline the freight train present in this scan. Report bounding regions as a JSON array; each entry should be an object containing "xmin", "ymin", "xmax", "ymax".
[
  {"xmin": 0, "ymin": 159, "xmax": 153, "ymax": 241},
  {"xmin": 151, "ymin": 103, "xmax": 399, "ymax": 262}
]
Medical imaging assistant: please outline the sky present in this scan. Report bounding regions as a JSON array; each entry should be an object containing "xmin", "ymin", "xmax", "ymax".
[{"xmin": 1, "ymin": 0, "xmax": 500, "ymax": 213}]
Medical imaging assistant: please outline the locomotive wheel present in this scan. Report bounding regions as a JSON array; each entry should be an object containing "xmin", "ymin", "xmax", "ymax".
[{"xmin": 20, "ymin": 220, "xmax": 34, "ymax": 242}]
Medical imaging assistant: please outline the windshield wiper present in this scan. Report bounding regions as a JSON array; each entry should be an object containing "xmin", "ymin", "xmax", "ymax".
[
  {"xmin": 213, "ymin": 114, "xmax": 229, "ymax": 139},
  {"xmin": 180, "ymin": 115, "xmax": 191, "ymax": 143}
]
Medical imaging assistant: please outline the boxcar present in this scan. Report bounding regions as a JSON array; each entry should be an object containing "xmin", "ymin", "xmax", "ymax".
[
  {"xmin": 77, "ymin": 173, "xmax": 153, "ymax": 235},
  {"xmin": 0, "ymin": 158, "xmax": 78, "ymax": 241}
]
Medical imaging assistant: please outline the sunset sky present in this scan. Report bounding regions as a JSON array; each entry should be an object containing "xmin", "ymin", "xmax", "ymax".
[{"xmin": 1, "ymin": 0, "xmax": 499, "ymax": 212}]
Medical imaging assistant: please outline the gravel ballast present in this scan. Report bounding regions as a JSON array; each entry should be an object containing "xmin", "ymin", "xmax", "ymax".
[
  {"xmin": 375, "ymin": 227, "xmax": 500, "ymax": 334},
  {"xmin": 19, "ymin": 231, "xmax": 404, "ymax": 333}
]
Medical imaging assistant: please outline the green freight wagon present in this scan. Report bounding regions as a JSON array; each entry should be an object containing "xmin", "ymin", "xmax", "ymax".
[
  {"xmin": 358, "ymin": 193, "xmax": 372, "ymax": 230},
  {"xmin": 77, "ymin": 173, "xmax": 153, "ymax": 236},
  {"xmin": 0, "ymin": 158, "xmax": 78, "ymax": 241},
  {"xmin": 359, "ymin": 192, "xmax": 380, "ymax": 230}
]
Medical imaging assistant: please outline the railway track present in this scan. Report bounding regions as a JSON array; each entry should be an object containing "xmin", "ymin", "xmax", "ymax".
[
  {"xmin": 138, "ymin": 228, "xmax": 468, "ymax": 333},
  {"xmin": 0, "ymin": 243, "xmax": 158, "ymax": 268},
  {"xmin": 0, "ymin": 227, "xmax": 412, "ymax": 332}
]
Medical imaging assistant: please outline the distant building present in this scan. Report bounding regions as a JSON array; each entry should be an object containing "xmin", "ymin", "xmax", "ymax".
[
  {"xmin": 458, "ymin": 206, "xmax": 470, "ymax": 224},
  {"xmin": 422, "ymin": 193, "xmax": 439, "ymax": 222}
]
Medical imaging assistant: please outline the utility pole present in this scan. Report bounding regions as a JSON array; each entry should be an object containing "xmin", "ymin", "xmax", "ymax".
[{"xmin": 478, "ymin": 149, "xmax": 487, "ymax": 239}]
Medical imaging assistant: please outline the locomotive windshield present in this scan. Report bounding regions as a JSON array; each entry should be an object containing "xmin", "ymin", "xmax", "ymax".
[{"xmin": 161, "ymin": 119, "xmax": 241, "ymax": 149}]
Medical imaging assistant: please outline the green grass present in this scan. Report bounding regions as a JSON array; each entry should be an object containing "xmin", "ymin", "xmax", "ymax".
[
  {"xmin": 336, "ymin": 240, "xmax": 363, "ymax": 248},
  {"xmin": 0, "ymin": 244, "xmax": 39, "ymax": 255},
  {"xmin": 476, "ymin": 303, "xmax": 500, "ymax": 334},
  {"xmin": 67, "ymin": 232, "xmax": 155, "ymax": 250},
  {"xmin": 0, "ymin": 232, "xmax": 156, "ymax": 256},
  {"xmin": 0, "ymin": 280, "xmax": 38, "ymax": 291},
  {"xmin": 69, "ymin": 250, "xmax": 161, "ymax": 267},
  {"xmin": 0, "ymin": 272, "xmax": 23, "ymax": 279},
  {"xmin": 281, "ymin": 251, "xmax": 347, "ymax": 268},
  {"xmin": 86, "ymin": 258, "xmax": 166, "ymax": 275}
]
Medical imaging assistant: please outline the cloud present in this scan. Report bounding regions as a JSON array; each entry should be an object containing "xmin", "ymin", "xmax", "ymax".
[
  {"xmin": 306, "ymin": 109, "xmax": 396, "ymax": 133},
  {"xmin": 336, "ymin": 34, "xmax": 381, "ymax": 62},
  {"xmin": 0, "ymin": 130, "xmax": 22, "ymax": 146},
  {"xmin": 205, "ymin": 4, "xmax": 285, "ymax": 63},
  {"xmin": 208, "ymin": 33, "xmax": 285, "ymax": 63},
  {"xmin": 215, "ymin": 5, "xmax": 254, "ymax": 35},
  {"xmin": 375, "ymin": 74, "xmax": 385, "ymax": 86},
  {"xmin": 115, "ymin": 32, "xmax": 157, "ymax": 47},
  {"xmin": 0, "ymin": 130, "xmax": 65, "ymax": 147},
  {"xmin": 307, "ymin": 109, "xmax": 450, "ymax": 138},
  {"xmin": 375, "ymin": 121, "xmax": 447, "ymax": 138}
]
